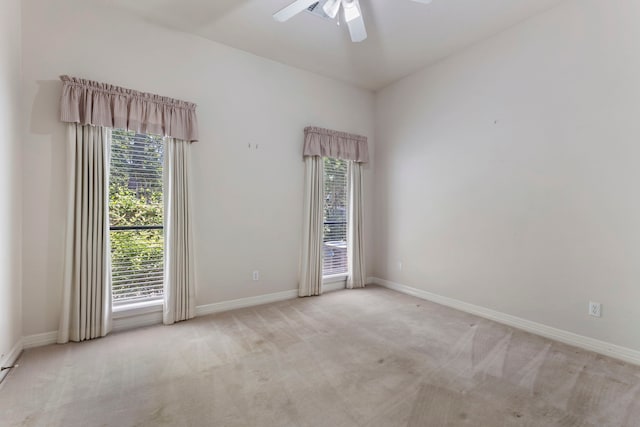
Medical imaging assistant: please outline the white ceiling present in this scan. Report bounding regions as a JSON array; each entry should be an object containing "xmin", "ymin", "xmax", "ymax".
[{"xmin": 107, "ymin": 0, "xmax": 563, "ymax": 90}]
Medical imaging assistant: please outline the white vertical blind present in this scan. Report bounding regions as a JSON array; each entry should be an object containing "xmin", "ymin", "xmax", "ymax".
[
  {"xmin": 109, "ymin": 129, "xmax": 165, "ymax": 304},
  {"xmin": 323, "ymin": 157, "xmax": 349, "ymax": 276}
]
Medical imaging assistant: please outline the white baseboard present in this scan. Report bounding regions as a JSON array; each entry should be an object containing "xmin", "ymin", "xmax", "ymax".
[
  {"xmin": 22, "ymin": 331, "xmax": 57, "ymax": 349},
  {"xmin": 20, "ymin": 289, "xmax": 303, "ymax": 349},
  {"xmin": 0, "ymin": 338, "xmax": 23, "ymax": 384},
  {"xmin": 368, "ymin": 277, "xmax": 640, "ymax": 366},
  {"xmin": 113, "ymin": 311, "xmax": 163, "ymax": 332},
  {"xmin": 18, "ymin": 286, "xmax": 353, "ymax": 351},
  {"xmin": 323, "ymin": 281, "xmax": 346, "ymax": 292},
  {"xmin": 196, "ymin": 289, "xmax": 299, "ymax": 317}
]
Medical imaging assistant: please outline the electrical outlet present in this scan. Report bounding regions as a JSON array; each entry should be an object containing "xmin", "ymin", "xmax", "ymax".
[
  {"xmin": 398, "ymin": 261, "xmax": 403, "ymax": 271},
  {"xmin": 589, "ymin": 302, "xmax": 602, "ymax": 318},
  {"xmin": 253, "ymin": 271, "xmax": 260, "ymax": 281}
]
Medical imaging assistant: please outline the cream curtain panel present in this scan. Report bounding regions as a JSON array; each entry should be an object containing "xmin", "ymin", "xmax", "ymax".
[
  {"xmin": 58, "ymin": 124, "xmax": 112, "ymax": 344},
  {"xmin": 299, "ymin": 156, "xmax": 324, "ymax": 297},
  {"xmin": 163, "ymin": 138, "xmax": 196, "ymax": 324},
  {"xmin": 347, "ymin": 161, "xmax": 366, "ymax": 289},
  {"xmin": 59, "ymin": 75, "xmax": 199, "ymax": 142},
  {"xmin": 300, "ymin": 127, "xmax": 368, "ymax": 297}
]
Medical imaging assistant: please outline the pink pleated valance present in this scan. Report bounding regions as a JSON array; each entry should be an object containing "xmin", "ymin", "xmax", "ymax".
[
  {"xmin": 59, "ymin": 75, "xmax": 199, "ymax": 142},
  {"xmin": 303, "ymin": 127, "xmax": 369, "ymax": 163}
]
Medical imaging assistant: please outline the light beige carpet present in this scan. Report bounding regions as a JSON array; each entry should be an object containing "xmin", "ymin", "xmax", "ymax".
[{"xmin": 1, "ymin": 286, "xmax": 639, "ymax": 426}]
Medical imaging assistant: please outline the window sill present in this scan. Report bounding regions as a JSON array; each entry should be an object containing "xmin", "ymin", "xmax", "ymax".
[
  {"xmin": 113, "ymin": 299, "xmax": 163, "ymax": 319},
  {"xmin": 323, "ymin": 274, "xmax": 347, "ymax": 292},
  {"xmin": 323, "ymin": 274, "xmax": 348, "ymax": 284}
]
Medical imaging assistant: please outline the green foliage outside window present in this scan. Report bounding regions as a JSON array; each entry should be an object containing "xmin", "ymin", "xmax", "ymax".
[{"xmin": 109, "ymin": 129, "xmax": 164, "ymax": 302}]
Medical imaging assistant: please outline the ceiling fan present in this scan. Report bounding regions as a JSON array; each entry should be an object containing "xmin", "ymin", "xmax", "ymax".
[{"xmin": 273, "ymin": 0, "xmax": 433, "ymax": 43}]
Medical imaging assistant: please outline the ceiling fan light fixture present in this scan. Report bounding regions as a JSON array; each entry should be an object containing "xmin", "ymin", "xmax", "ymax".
[
  {"xmin": 342, "ymin": 0, "xmax": 361, "ymax": 22},
  {"xmin": 274, "ymin": 0, "xmax": 431, "ymax": 43},
  {"xmin": 322, "ymin": 0, "xmax": 342, "ymax": 19}
]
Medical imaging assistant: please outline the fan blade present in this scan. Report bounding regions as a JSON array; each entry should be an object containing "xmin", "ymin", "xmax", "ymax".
[
  {"xmin": 273, "ymin": 0, "xmax": 319, "ymax": 22},
  {"xmin": 346, "ymin": 15, "xmax": 367, "ymax": 42},
  {"xmin": 344, "ymin": 0, "xmax": 367, "ymax": 42},
  {"xmin": 323, "ymin": 0, "xmax": 342, "ymax": 19}
]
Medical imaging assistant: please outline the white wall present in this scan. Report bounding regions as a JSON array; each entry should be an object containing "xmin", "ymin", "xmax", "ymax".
[
  {"xmin": 21, "ymin": 0, "xmax": 374, "ymax": 336},
  {"xmin": 374, "ymin": 0, "xmax": 640, "ymax": 351},
  {"xmin": 0, "ymin": 0, "xmax": 23, "ymax": 365}
]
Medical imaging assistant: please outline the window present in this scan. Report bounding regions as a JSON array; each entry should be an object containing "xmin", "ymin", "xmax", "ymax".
[
  {"xmin": 109, "ymin": 130, "xmax": 164, "ymax": 305},
  {"xmin": 323, "ymin": 157, "xmax": 349, "ymax": 277}
]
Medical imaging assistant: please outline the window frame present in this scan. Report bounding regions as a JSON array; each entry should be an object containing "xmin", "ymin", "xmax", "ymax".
[
  {"xmin": 108, "ymin": 129, "xmax": 166, "ymax": 309},
  {"xmin": 321, "ymin": 156, "xmax": 350, "ymax": 283}
]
